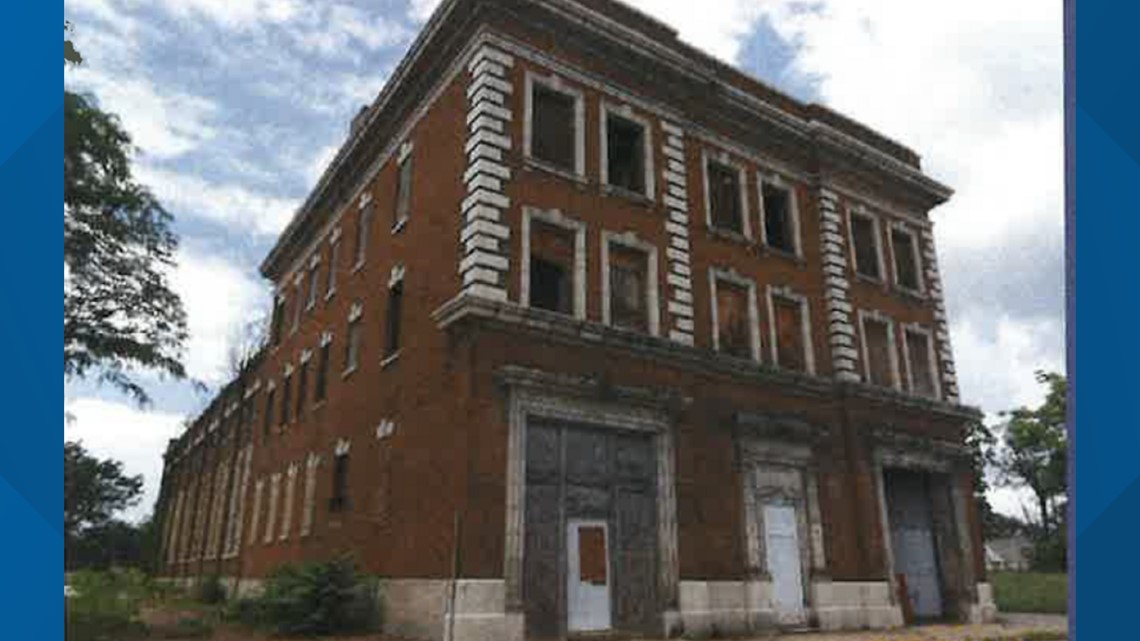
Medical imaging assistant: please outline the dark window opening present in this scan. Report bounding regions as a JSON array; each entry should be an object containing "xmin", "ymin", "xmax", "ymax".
[
  {"xmin": 329, "ymin": 453, "xmax": 349, "ymax": 512},
  {"xmin": 263, "ymin": 389, "xmax": 275, "ymax": 437},
  {"xmin": 892, "ymin": 229, "xmax": 921, "ymax": 291},
  {"xmin": 270, "ymin": 298, "xmax": 285, "ymax": 346},
  {"xmin": 353, "ymin": 203, "xmax": 373, "ymax": 266},
  {"xmin": 315, "ymin": 343, "xmax": 330, "ymax": 402},
  {"xmin": 716, "ymin": 281, "xmax": 751, "ymax": 359},
  {"xmin": 906, "ymin": 331, "xmax": 936, "ymax": 398},
  {"xmin": 609, "ymin": 246, "xmax": 648, "ymax": 332},
  {"xmin": 326, "ymin": 241, "xmax": 339, "ymax": 295},
  {"xmin": 345, "ymin": 319, "xmax": 361, "ymax": 372},
  {"xmin": 280, "ymin": 374, "xmax": 292, "ymax": 425},
  {"xmin": 385, "ymin": 281, "xmax": 403, "ymax": 356},
  {"xmin": 606, "ymin": 114, "xmax": 646, "ymax": 195},
  {"xmin": 762, "ymin": 183, "xmax": 796, "ymax": 253},
  {"xmin": 864, "ymin": 319, "xmax": 894, "ymax": 387},
  {"xmin": 295, "ymin": 361, "xmax": 309, "ymax": 419},
  {"xmin": 530, "ymin": 258, "xmax": 570, "ymax": 314},
  {"xmin": 708, "ymin": 160, "xmax": 743, "ymax": 233},
  {"xmin": 395, "ymin": 156, "xmax": 413, "ymax": 227},
  {"xmin": 851, "ymin": 214, "xmax": 882, "ymax": 279},
  {"xmin": 291, "ymin": 283, "xmax": 303, "ymax": 330},
  {"xmin": 773, "ymin": 297, "xmax": 807, "ymax": 372},
  {"xmin": 532, "ymin": 85, "xmax": 577, "ymax": 172},
  {"xmin": 306, "ymin": 266, "xmax": 319, "ymax": 309}
]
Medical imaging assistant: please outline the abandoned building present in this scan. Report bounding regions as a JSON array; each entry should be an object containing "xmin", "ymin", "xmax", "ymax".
[{"xmin": 153, "ymin": 0, "xmax": 998, "ymax": 638}]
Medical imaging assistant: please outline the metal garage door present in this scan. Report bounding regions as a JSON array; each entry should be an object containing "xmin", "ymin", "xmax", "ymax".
[{"xmin": 885, "ymin": 469, "xmax": 943, "ymax": 619}]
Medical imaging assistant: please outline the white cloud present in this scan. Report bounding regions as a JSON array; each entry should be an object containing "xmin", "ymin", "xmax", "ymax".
[
  {"xmin": 151, "ymin": 0, "xmax": 301, "ymax": 29},
  {"xmin": 136, "ymin": 165, "xmax": 299, "ymax": 237},
  {"xmin": 305, "ymin": 142, "xmax": 342, "ymax": 187},
  {"xmin": 291, "ymin": 4, "xmax": 410, "ymax": 57},
  {"xmin": 170, "ymin": 249, "xmax": 268, "ymax": 384},
  {"xmin": 64, "ymin": 398, "xmax": 187, "ymax": 523},
  {"xmin": 408, "ymin": 0, "xmax": 441, "ymax": 22},
  {"xmin": 952, "ymin": 316, "xmax": 1064, "ymax": 418}
]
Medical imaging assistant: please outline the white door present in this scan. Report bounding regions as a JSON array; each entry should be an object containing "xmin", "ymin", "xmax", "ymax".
[
  {"xmin": 567, "ymin": 520, "xmax": 612, "ymax": 632},
  {"xmin": 764, "ymin": 504, "xmax": 805, "ymax": 624}
]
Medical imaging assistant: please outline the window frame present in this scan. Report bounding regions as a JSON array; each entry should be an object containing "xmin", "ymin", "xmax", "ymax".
[
  {"xmin": 296, "ymin": 350, "xmax": 311, "ymax": 419},
  {"xmin": 352, "ymin": 195, "xmax": 374, "ymax": 271},
  {"xmin": 702, "ymin": 150, "xmax": 751, "ymax": 239},
  {"xmin": 765, "ymin": 286, "xmax": 815, "ymax": 374},
  {"xmin": 901, "ymin": 323, "xmax": 941, "ymax": 400},
  {"xmin": 524, "ymin": 72, "xmax": 586, "ymax": 179},
  {"xmin": 383, "ymin": 265, "xmax": 405, "ymax": 363},
  {"xmin": 757, "ymin": 172, "xmax": 802, "ymax": 258},
  {"xmin": 305, "ymin": 254, "xmax": 321, "ymax": 311},
  {"xmin": 887, "ymin": 222, "xmax": 925, "ymax": 295},
  {"xmin": 280, "ymin": 364, "xmax": 294, "ymax": 425},
  {"xmin": 846, "ymin": 204, "xmax": 886, "ymax": 282},
  {"xmin": 290, "ymin": 275, "xmax": 304, "ymax": 333},
  {"xmin": 708, "ymin": 267, "xmax": 761, "ymax": 362},
  {"xmin": 343, "ymin": 302, "xmax": 363, "ymax": 377},
  {"xmin": 601, "ymin": 230, "xmax": 660, "ymax": 336},
  {"xmin": 857, "ymin": 310, "xmax": 901, "ymax": 390},
  {"xmin": 520, "ymin": 207, "xmax": 587, "ymax": 320},
  {"xmin": 315, "ymin": 332, "xmax": 332, "ymax": 403},
  {"xmin": 393, "ymin": 141, "xmax": 414, "ymax": 233},
  {"xmin": 599, "ymin": 102, "xmax": 655, "ymax": 200},
  {"xmin": 325, "ymin": 227, "xmax": 341, "ymax": 302},
  {"xmin": 329, "ymin": 439, "xmax": 351, "ymax": 513}
]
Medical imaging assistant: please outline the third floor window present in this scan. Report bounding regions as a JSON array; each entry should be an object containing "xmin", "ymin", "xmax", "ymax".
[
  {"xmin": 530, "ymin": 83, "xmax": 579, "ymax": 173},
  {"xmin": 707, "ymin": 158, "xmax": 745, "ymax": 234}
]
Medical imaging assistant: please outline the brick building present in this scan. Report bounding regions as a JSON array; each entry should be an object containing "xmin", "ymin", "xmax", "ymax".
[{"xmin": 154, "ymin": 0, "xmax": 998, "ymax": 638}]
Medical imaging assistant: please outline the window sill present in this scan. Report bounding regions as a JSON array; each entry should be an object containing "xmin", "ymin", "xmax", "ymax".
[
  {"xmin": 325, "ymin": 288, "xmax": 336, "ymax": 303},
  {"xmin": 854, "ymin": 272, "xmax": 886, "ymax": 288},
  {"xmin": 706, "ymin": 226, "xmax": 752, "ymax": 246},
  {"xmin": 351, "ymin": 260, "xmax": 365, "ymax": 275},
  {"xmin": 524, "ymin": 157, "xmax": 588, "ymax": 186},
  {"xmin": 392, "ymin": 216, "xmax": 409, "ymax": 235},
  {"xmin": 341, "ymin": 366, "xmax": 358, "ymax": 380},
  {"xmin": 759, "ymin": 244, "xmax": 806, "ymax": 267},
  {"xmin": 602, "ymin": 183, "xmax": 654, "ymax": 206},
  {"xmin": 893, "ymin": 285, "xmax": 927, "ymax": 302},
  {"xmin": 380, "ymin": 351, "xmax": 401, "ymax": 370}
]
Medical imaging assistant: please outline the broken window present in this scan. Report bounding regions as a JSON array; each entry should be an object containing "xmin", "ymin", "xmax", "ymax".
[
  {"xmin": 716, "ymin": 280, "xmax": 752, "ymax": 359},
  {"xmin": 344, "ymin": 316, "xmax": 361, "ymax": 372},
  {"xmin": 394, "ymin": 154, "xmax": 413, "ymax": 228},
  {"xmin": 385, "ymin": 280, "xmax": 404, "ymax": 357},
  {"xmin": 329, "ymin": 452, "xmax": 349, "ymax": 513},
  {"xmin": 529, "ymin": 221, "xmax": 575, "ymax": 315},
  {"xmin": 773, "ymin": 296, "xmax": 808, "ymax": 372},
  {"xmin": 315, "ymin": 342, "xmax": 330, "ymax": 403},
  {"xmin": 353, "ymin": 202, "xmax": 373, "ymax": 267},
  {"xmin": 850, "ymin": 212, "xmax": 882, "ymax": 280},
  {"xmin": 707, "ymin": 159, "xmax": 744, "ymax": 234},
  {"xmin": 762, "ymin": 181, "xmax": 796, "ymax": 254},
  {"xmin": 862, "ymin": 317, "xmax": 895, "ymax": 387},
  {"xmin": 531, "ymin": 84, "xmax": 577, "ymax": 172},
  {"xmin": 905, "ymin": 330, "xmax": 937, "ymax": 398},
  {"xmin": 609, "ymin": 245, "xmax": 649, "ymax": 332},
  {"xmin": 891, "ymin": 228, "xmax": 921, "ymax": 291},
  {"xmin": 606, "ymin": 113, "xmax": 646, "ymax": 195}
]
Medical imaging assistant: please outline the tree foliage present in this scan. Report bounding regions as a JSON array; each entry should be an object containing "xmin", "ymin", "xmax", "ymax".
[{"xmin": 65, "ymin": 441, "xmax": 143, "ymax": 542}]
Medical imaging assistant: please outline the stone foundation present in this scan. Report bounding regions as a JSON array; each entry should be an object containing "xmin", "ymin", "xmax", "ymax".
[
  {"xmin": 811, "ymin": 581, "xmax": 904, "ymax": 631},
  {"xmin": 378, "ymin": 578, "xmax": 523, "ymax": 641},
  {"xmin": 969, "ymin": 582, "xmax": 999, "ymax": 624},
  {"xmin": 673, "ymin": 580, "xmax": 776, "ymax": 637}
]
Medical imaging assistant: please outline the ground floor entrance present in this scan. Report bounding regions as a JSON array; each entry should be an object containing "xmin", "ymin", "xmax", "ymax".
[
  {"xmin": 522, "ymin": 419, "xmax": 660, "ymax": 639},
  {"xmin": 883, "ymin": 468, "xmax": 946, "ymax": 620}
]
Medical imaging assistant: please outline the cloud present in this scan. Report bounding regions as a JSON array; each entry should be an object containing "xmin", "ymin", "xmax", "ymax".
[
  {"xmin": 64, "ymin": 398, "xmax": 187, "ymax": 523},
  {"xmin": 170, "ymin": 249, "xmax": 269, "ymax": 385},
  {"xmin": 290, "ymin": 4, "xmax": 411, "ymax": 57},
  {"xmin": 136, "ymin": 165, "xmax": 299, "ymax": 237},
  {"xmin": 151, "ymin": 0, "xmax": 301, "ymax": 29}
]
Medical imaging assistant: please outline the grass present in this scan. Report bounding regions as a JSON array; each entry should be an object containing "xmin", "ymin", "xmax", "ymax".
[{"xmin": 991, "ymin": 571, "xmax": 1068, "ymax": 614}]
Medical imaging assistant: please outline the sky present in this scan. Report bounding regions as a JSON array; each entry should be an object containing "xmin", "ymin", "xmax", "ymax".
[{"xmin": 63, "ymin": 0, "xmax": 1063, "ymax": 524}]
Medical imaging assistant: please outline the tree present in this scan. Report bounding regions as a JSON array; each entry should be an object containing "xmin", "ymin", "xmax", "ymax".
[
  {"xmin": 65, "ymin": 21, "xmax": 83, "ymax": 65},
  {"xmin": 65, "ymin": 441, "xmax": 143, "ymax": 544},
  {"xmin": 64, "ymin": 28, "xmax": 188, "ymax": 404}
]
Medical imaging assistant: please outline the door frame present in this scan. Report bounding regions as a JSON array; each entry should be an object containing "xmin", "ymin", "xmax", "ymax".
[{"xmin": 566, "ymin": 519, "xmax": 613, "ymax": 633}]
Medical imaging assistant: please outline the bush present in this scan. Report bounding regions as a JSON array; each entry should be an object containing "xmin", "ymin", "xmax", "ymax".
[
  {"xmin": 196, "ymin": 575, "xmax": 227, "ymax": 605},
  {"xmin": 66, "ymin": 568, "xmax": 151, "ymax": 641},
  {"xmin": 248, "ymin": 557, "xmax": 378, "ymax": 636}
]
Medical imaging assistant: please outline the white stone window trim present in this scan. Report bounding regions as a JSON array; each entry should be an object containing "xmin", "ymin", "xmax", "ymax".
[
  {"xmin": 352, "ymin": 197, "xmax": 374, "ymax": 273},
  {"xmin": 601, "ymin": 230, "xmax": 661, "ymax": 337},
  {"xmin": 708, "ymin": 267, "xmax": 762, "ymax": 362},
  {"xmin": 701, "ymin": 149, "xmax": 752, "ymax": 239},
  {"xmin": 348, "ymin": 301, "xmax": 364, "ymax": 323},
  {"xmin": 343, "ymin": 304, "xmax": 363, "ymax": 378},
  {"xmin": 757, "ymin": 171, "xmax": 803, "ymax": 258},
  {"xmin": 599, "ymin": 101, "xmax": 656, "ymax": 201},
  {"xmin": 300, "ymin": 453, "xmax": 321, "ymax": 538},
  {"xmin": 279, "ymin": 462, "xmax": 299, "ymax": 541},
  {"xmin": 248, "ymin": 478, "xmax": 264, "ymax": 547},
  {"xmin": 765, "ymin": 285, "xmax": 816, "ymax": 375},
  {"xmin": 393, "ymin": 141, "xmax": 415, "ymax": 233},
  {"xmin": 520, "ymin": 207, "xmax": 587, "ymax": 320},
  {"xmin": 335, "ymin": 438, "xmax": 351, "ymax": 456},
  {"xmin": 376, "ymin": 418, "xmax": 396, "ymax": 440},
  {"xmin": 846, "ymin": 203, "xmax": 887, "ymax": 283},
  {"xmin": 264, "ymin": 472, "xmax": 281, "ymax": 545},
  {"xmin": 290, "ymin": 278, "xmax": 303, "ymax": 333},
  {"xmin": 389, "ymin": 263, "xmax": 406, "ymax": 288},
  {"xmin": 856, "ymin": 309, "xmax": 902, "ymax": 390},
  {"xmin": 320, "ymin": 330, "xmax": 334, "ymax": 347},
  {"xmin": 900, "ymin": 322, "xmax": 942, "ymax": 401},
  {"xmin": 885, "ymin": 221, "xmax": 926, "ymax": 295},
  {"xmin": 523, "ymin": 71, "xmax": 587, "ymax": 179},
  {"xmin": 325, "ymin": 230, "xmax": 341, "ymax": 302}
]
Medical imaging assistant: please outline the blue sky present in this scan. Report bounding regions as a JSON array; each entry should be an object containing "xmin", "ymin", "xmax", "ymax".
[{"xmin": 63, "ymin": 0, "xmax": 1062, "ymax": 523}]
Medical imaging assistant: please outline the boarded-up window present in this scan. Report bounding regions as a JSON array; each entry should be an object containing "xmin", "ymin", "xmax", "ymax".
[
  {"xmin": 532, "ymin": 85, "xmax": 577, "ymax": 171},
  {"xmin": 763, "ymin": 182, "xmax": 796, "ymax": 253},
  {"xmin": 708, "ymin": 160, "xmax": 743, "ymax": 233},
  {"xmin": 529, "ymin": 222, "xmax": 575, "ymax": 314},
  {"xmin": 906, "ymin": 330, "xmax": 937, "ymax": 397},
  {"xmin": 863, "ymin": 318, "xmax": 894, "ymax": 387},
  {"xmin": 773, "ymin": 296, "xmax": 807, "ymax": 372},
  {"xmin": 892, "ymin": 229, "xmax": 921, "ymax": 291},
  {"xmin": 851, "ymin": 213, "xmax": 881, "ymax": 279},
  {"xmin": 716, "ymin": 280, "xmax": 752, "ymax": 359},
  {"xmin": 610, "ymin": 245, "xmax": 648, "ymax": 332},
  {"xmin": 606, "ymin": 114, "xmax": 646, "ymax": 195},
  {"xmin": 578, "ymin": 526, "xmax": 608, "ymax": 585}
]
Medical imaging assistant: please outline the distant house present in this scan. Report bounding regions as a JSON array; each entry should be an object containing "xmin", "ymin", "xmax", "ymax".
[{"xmin": 986, "ymin": 535, "xmax": 1032, "ymax": 571}]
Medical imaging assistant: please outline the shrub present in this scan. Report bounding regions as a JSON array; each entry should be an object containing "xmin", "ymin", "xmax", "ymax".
[
  {"xmin": 66, "ymin": 568, "xmax": 151, "ymax": 641},
  {"xmin": 253, "ymin": 557, "xmax": 379, "ymax": 636},
  {"xmin": 196, "ymin": 575, "xmax": 227, "ymax": 605}
]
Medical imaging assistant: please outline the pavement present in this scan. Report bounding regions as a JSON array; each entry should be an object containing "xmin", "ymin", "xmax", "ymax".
[{"xmin": 744, "ymin": 614, "xmax": 1069, "ymax": 641}]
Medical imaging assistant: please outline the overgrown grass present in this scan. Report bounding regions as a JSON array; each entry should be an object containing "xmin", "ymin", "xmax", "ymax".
[{"xmin": 991, "ymin": 571, "xmax": 1068, "ymax": 614}]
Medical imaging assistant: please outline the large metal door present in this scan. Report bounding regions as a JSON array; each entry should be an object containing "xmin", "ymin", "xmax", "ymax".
[
  {"xmin": 885, "ymin": 469, "xmax": 944, "ymax": 619},
  {"xmin": 763, "ymin": 504, "xmax": 805, "ymax": 624}
]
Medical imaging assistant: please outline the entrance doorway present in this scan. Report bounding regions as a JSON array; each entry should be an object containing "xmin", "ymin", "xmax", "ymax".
[
  {"xmin": 567, "ymin": 520, "xmax": 612, "ymax": 632},
  {"xmin": 883, "ymin": 468, "xmax": 944, "ymax": 620},
  {"xmin": 763, "ymin": 504, "xmax": 806, "ymax": 624}
]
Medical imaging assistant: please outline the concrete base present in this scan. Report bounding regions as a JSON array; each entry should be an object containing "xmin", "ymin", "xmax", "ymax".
[
  {"xmin": 378, "ymin": 578, "xmax": 523, "ymax": 641},
  {"xmin": 968, "ymin": 582, "xmax": 999, "ymax": 624},
  {"xmin": 811, "ymin": 581, "xmax": 904, "ymax": 631},
  {"xmin": 674, "ymin": 580, "xmax": 777, "ymax": 637}
]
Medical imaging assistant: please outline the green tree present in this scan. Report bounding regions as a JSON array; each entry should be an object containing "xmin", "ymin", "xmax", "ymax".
[
  {"xmin": 65, "ymin": 442, "xmax": 143, "ymax": 547},
  {"xmin": 64, "ymin": 23, "xmax": 188, "ymax": 404}
]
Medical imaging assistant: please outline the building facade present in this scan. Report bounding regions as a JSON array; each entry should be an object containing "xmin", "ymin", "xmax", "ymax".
[{"xmin": 154, "ymin": 0, "xmax": 997, "ymax": 638}]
